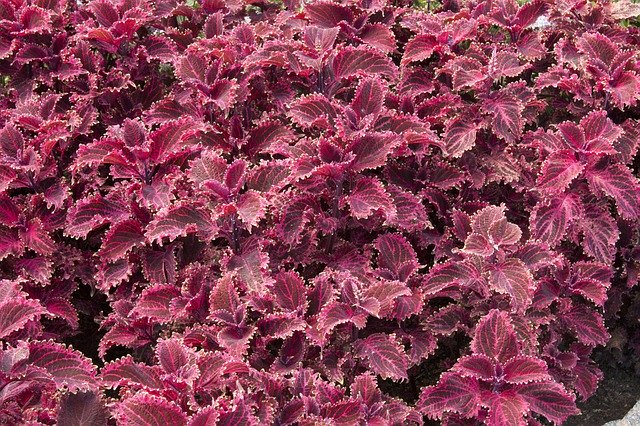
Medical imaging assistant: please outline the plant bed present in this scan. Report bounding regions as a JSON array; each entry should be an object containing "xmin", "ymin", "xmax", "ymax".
[
  {"xmin": 565, "ymin": 360, "xmax": 640, "ymax": 425},
  {"xmin": 1, "ymin": 0, "xmax": 639, "ymax": 425}
]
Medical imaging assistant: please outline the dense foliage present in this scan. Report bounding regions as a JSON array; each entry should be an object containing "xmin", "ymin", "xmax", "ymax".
[{"xmin": 1, "ymin": 0, "xmax": 640, "ymax": 424}]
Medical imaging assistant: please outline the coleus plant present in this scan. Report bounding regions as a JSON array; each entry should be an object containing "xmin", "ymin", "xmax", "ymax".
[{"xmin": 0, "ymin": 0, "xmax": 639, "ymax": 424}]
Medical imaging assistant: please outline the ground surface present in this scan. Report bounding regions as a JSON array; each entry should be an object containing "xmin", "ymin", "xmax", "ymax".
[{"xmin": 566, "ymin": 362, "xmax": 640, "ymax": 426}]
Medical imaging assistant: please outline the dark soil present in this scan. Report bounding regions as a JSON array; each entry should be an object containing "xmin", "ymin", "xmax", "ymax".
[{"xmin": 564, "ymin": 361, "xmax": 640, "ymax": 425}]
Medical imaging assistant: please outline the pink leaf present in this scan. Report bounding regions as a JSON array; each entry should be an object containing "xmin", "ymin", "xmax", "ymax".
[
  {"xmin": 483, "ymin": 92, "xmax": 523, "ymax": 143},
  {"xmin": 428, "ymin": 305, "xmax": 469, "ymax": 336},
  {"xmin": 471, "ymin": 310, "xmax": 519, "ymax": 363},
  {"xmin": 272, "ymin": 270, "xmax": 307, "ymax": 312},
  {"xmin": 236, "ymin": 190, "xmax": 267, "ymax": 230},
  {"xmin": 148, "ymin": 119, "xmax": 200, "ymax": 162},
  {"xmin": 490, "ymin": 258, "xmax": 534, "ymax": 313},
  {"xmin": 347, "ymin": 177, "xmax": 395, "ymax": 220},
  {"xmin": 424, "ymin": 261, "xmax": 482, "ymax": 295},
  {"xmin": 530, "ymin": 194, "xmax": 581, "ymax": 246},
  {"xmin": 609, "ymin": 71, "xmax": 640, "ymax": 108},
  {"xmin": 355, "ymin": 333, "xmax": 409, "ymax": 380},
  {"xmin": 580, "ymin": 206, "xmax": 619, "ymax": 263},
  {"xmin": 146, "ymin": 204, "xmax": 214, "ymax": 243},
  {"xmin": 333, "ymin": 47, "xmax": 396, "ymax": 79},
  {"xmin": 242, "ymin": 121, "xmax": 293, "ymax": 158},
  {"xmin": 28, "ymin": 341, "xmax": 97, "ymax": 391},
  {"xmin": 288, "ymin": 94, "xmax": 337, "ymax": 130},
  {"xmin": 387, "ymin": 186, "xmax": 431, "ymax": 232},
  {"xmin": 352, "ymin": 77, "xmax": 385, "ymax": 118},
  {"xmin": 348, "ymin": 133, "xmax": 397, "ymax": 172},
  {"xmin": 118, "ymin": 393, "xmax": 187, "ymax": 426},
  {"xmin": 463, "ymin": 233, "xmax": 494, "ymax": 257},
  {"xmin": 65, "ymin": 195, "xmax": 129, "ymax": 238},
  {"xmin": 587, "ymin": 163, "xmax": 640, "ymax": 220},
  {"xmin": 0, "ymin": 297, "xmax": 45, "ymax": 339},
  {"xmin": 536, "ymin": 150, "xmax": 584, "ymax": 194},
  {"xmin": 453, "ymin": 355, "xmax": 495, "ymax": 381},
  {"xmin": 143, "ymin": 246, "xmax": 177, "ymax": 285},
  {"xmin": 375, "ymin": 234, "xmax": 418, "ymax": 282},
  {"xmin": 359, "ymin": 23, "xmax": 396, "ymax": 53},
  {"xmin": 101, "ymin": 356, "xmax": 164, "ymax": 389},
  {"xmin": 563, "ymin": 305, "xmax": 609, "ymax": 346},
  {"xmin": 323, "ymin": 399, "xmax": 363, "ymax": 425},
  {"xmin": 0, "ymin": 196, "xmax": 20, "ymax": 226},
  {"xmin": 443, "ymin": 117, "xmax": 478, "ymax": 158},
  {"xmin": 305, "ymin": 1, "xmax": 353, "ymax": 27},
  {"xmin": 226, "ymin": 246, "xmax": 270, "ymax": 293},
  {"xmin": 132, "ymin": 285, "xmax": 181, "ymax": 321},
  {"xmin": 156, "ymin": 338, "xmax": 189, "ymax": 373},
  {"xmin": 98, "ymin": 219, "xmax": 144, "ymax": 261},
  {"xmin": 188, "ymin": 407, "xmax": 219, "ymax": 426},
  {"xmin": 57, "ymin": 391, "xmax": 108, "ymax": 426},
  {"xmin": 19, "ymin": 218, "xmax": 55, "ymax": 255},
  {"xmin": 418, "ymin": 373, "xmax": 480, "ymax": 419},
  {"xmin": 486, "ymin": 390, "xmax": 527, "ymax": 426},
  {"xmin": 518, "ymin": 381, "xmax": 578, "ymax": 424},
  {"xmin": 402, "ymin": 34, "xmax": 438, "ymax": 65},
  {"xmin": 503, "ymin": 356, "xmax": 550, "ymax": 384},
  {"xmin": 304, "ymin": 26, "xmax": 339, "ymax": 52},
  {"xmin": 0, "ymin": 227, "xmax": 23, "ymax": 260}
]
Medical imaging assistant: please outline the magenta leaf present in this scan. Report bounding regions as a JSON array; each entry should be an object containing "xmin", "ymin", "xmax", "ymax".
[
  {"xmin": 536, "ymin": 150, "xmax": 584, "ymax": 194},
  {"xmin": 272, "ymin": 270, "xmax": 307, "ymax": 312},
  {"xmin": 156, "ymin": 338, "xmax": 190, "ymax": 373},
  {"xmin": 402, "ymin": 34, "xmax": 438, "ymax": 65},
  {"xmin": 148, "ymin": 119, "xmax": 200, "ymax": 162},
  {"xmin": 580, "ymin": 206, "xmax": 619, "ymax": 263},
  {"xmin": 489, "ymin": 258, "xmax": 534, "ymax": 313},
  {"xmin": 226, "ymin": 246, "xmax": 270, "ymax": 293},
  {"xmin": 348, "ymin": 133, "xmax": 397, "ymax": 172},
  {"xmin": 587, "ymin": 163, "xmax": 640, "ymax": 220},
  {"xmin": 418, "ymin": 373, "xmax": 481, "ymax": 419},
  {"xmin": 323, "ymin": 399, "xmax": 363, "ymax": 425},
  {"xmin": 236, "ymin": 190, "xmax": 267, "ymax": 230},
  {"xmin": 132, "ymin": 285, "xmax": 180, "ymax": 322},
  {"xmin": 423, "ymin": 261, "xmax": 482, "ymax": 295},
  {"xmin": 28, "ymin": 341, "xmax": 97, "ymax": 391},
  {"xmin": 98, "ymin": 219, "xmax": 144, "ymax": 261},
  {"xmin": 117, "ymin": 393, "xmax": 187, "ymax": 426},
  {"xmin": 452, "ymin": 354, "xmax": 495, "ymax": 381},
  {"xmin": 242, "ymin": 121, "xmax": 292, "ymax": 158},
  {"xmin": 65, "ymin": 195, "xmax": 129, "ymax": 238},
  {"xmin": 443, "ymin": 117, "xmax": 478, "ymax": 158},
  {"xmin": 387, "ymin": 186, "xmax": 431, "ymax": 232},
  {"xmin": 503, "ymin": 356, "xmax": 551, "ymax": 384},
  {"xmin": 374, "ymin": 234, "xmax": 418, "ymax": 282},
  {"xmin": 333, "ymin": 47, "xmax": 396, "ymax": 80},
  {"xmin": 57, "ymin": 391, "xmax": 108, "ymax": 426},
  {"xmin": 146, "ymin": 204, "xmax": 215, "ymax": 243},
  {"xmin": 101, "ymin": 356, "xmax": 164, "ymax": 390},
  {"xmin": 519, "ymin": 382, "xmax": 579, "ymax": 424},
  {"xmin": 563, "ymin": 305, "xmax": 609, "ymax": 346},
  {"xmin": 347, "ymin": 177, "xmax": 395, "ymax": 220},
  {"xmin": 530, "ymin": 194, "xmax": 581, "ymax": 246},
  {"xmin": 355, "ymin": 333, "xmax": 409, "ymax": 380},
  {"xmin": 471, "ymin": 310, "xmax": 519, "ymax": 363},
  {"xmin": 188, "ymin": 407, "xmax": 219, "ymax": 426},
  {"xmin": 486, "ymin": 390, "xmax": 528, "ymax": 426},
  {"xmin": 352, "ymin": 76, "xmax": 385, "ymax": 118},
  {"xmin": 288, "ymin": 95, "xmax": 337, "ymax": 130},
  {"xmin": 305, "ymin": 1, "xmax": 353, "ymax": 27},
  {"xmin": 0, "ymin": 297, "xmax": 45, "ymax": 339},
  {"xmin": 483, "ymin": 92, "xmax": 523, "ymax": 143},
  {"xmin": 143, "ymin": 246, "xmax": 177, "ymax": 285}
]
